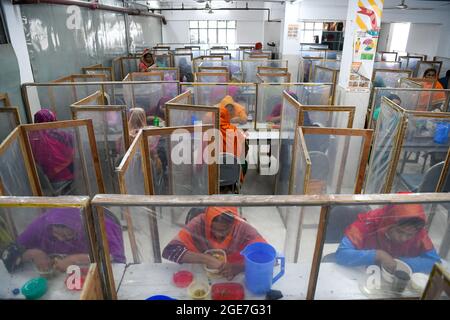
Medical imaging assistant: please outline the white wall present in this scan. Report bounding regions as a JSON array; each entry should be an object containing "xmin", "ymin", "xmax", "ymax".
[
  {"xmin": 406, "ymin": 24, "xmax": 442, "ymax": 59},
  {"xmin": 162, "ymin": 9, "xmax": 266, "ymax": 44}
]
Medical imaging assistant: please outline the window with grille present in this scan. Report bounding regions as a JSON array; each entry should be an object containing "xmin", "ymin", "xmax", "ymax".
[{"xmin": 189, "ymin": 20, "xmax": 236, "ymax": 44}]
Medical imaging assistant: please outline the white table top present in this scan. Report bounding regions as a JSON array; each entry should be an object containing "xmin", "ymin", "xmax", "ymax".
[
  {"xmin": 115, "ymin": 261, "xmax": 423, "ymax": 300},
  {"xmin": 0, "ymin": 262, "xmax": 80, "ymax": 300}
]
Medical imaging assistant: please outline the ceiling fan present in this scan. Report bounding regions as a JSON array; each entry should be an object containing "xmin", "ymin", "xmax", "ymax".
[{"xmin": 384, "ymin": 0, "xmax": 436, "ymax": 10}]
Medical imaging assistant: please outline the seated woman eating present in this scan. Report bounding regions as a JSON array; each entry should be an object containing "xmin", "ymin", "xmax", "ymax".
[
  {"xmin": 2, "ymin": 208, "xmax": 125, "ymax": 273},
  {"xmin": 335, "ymin": 203, "xmax": 441, "ymax": 274},
  {"xmin": 217, "ymin": 95, "xmax": 248, "ymax": 125},
  {"xmin": 162, "ymin": 207, "xmax": 266, "ymax": 280}
]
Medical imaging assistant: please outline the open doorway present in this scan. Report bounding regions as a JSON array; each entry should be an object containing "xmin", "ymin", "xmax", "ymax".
[{"xmin": 387, "ymin": 22, "xmax": 411, "ymax": 56}]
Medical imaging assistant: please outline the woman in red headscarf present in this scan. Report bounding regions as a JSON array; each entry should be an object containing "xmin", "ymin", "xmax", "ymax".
[
  {"xmin": 335, "ymin": 202, "xmax": 441, "ymax": 274},
  {"xmin": 139, "ymin": 49, "xmax": 155, "ymax": 72},
  {"xmin": 162, "ymin": 207, "xmax": 266, "ymax": 280}
]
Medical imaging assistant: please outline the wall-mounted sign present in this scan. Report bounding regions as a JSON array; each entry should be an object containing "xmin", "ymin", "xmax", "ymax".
[{"xmin": 287, "ymin": 24, "xmax": 299, "ymax": 39}]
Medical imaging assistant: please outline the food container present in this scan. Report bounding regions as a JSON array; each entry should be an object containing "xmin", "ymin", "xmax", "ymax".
[
  {"xmin": 410, "ymin": 273, "xmax": 429, "ymax": 293},
  {"xmin": 204, "ymin": 249, "xmax": 227, "ymax": 275},
  {"xmin": 381, "ymin": 259, "xmax": 412, "ymax": 284},
  {"xmin": 21, "ymin": 277, "xmax": 48, "ymax": 300},
  {"xmin": 173, "ymin": 270, "xmax": 194, "ymax": 288},
  {"xmin": 211, "ymin": 283, "xmax": 245, "ymax": 300},
  {"xmin": 187, "ymin": 281, "xmax": 210, "ymax": 300}
]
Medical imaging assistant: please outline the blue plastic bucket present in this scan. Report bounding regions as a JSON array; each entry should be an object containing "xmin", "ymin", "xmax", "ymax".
[
  {"xmin": 146, "ymin": 295, "xmax": 176, "ymax": 300},
  {"xmin": 240, "ymin": 242, "xmax": 285, "ymax": 295},
  {"xmin": 434, "ymin": 122, "xmax": 449, "ymax": 144}
]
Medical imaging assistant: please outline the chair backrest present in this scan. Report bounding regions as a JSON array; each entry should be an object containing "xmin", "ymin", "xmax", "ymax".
[
  {"xmin": 325, "ymin": 205, "xmax": 371, "ymax": 243},
  {"xmin": 309, "ymin": 151, "xmax": 329, "ymax": 180},
  {"xmin": 418, "ymin": 161, "xmax": 445, "ymax": 193},
  {"xmin": 219, "ymin": 153, "xmax": 241, "ymax": 187}
]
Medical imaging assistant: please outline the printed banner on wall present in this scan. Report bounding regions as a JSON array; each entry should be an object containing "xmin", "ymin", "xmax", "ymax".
[
  {"xmin": 287, "ymin": 24, "xmax": 299, "ymax": 39},
  {"xmin": 348, "ymin": 0, "xmax": 384, "ymax": 89}
]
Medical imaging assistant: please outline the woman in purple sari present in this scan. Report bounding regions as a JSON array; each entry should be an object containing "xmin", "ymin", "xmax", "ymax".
[{"xmin": 16, "ymin": 208, "xmax": 125, "ymax": 272}]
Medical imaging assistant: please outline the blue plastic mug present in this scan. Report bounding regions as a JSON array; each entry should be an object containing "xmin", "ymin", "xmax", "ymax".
[
  {"xmin": 434, "ymin": 122, "xmax": 449, "ymax": 144},
  {"xmin": 240, "ymin": 242, "xmax": 285, "ymax": 295}
]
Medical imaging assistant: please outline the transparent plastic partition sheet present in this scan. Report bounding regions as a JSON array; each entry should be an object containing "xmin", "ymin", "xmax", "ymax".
[
  {"xmin": 320, "ymin": 60, "xmax": 341, "ymax": 70},
  {"xmin": 0, "ymin": 206, "xmax": 96, "ymax": 300},
  {"xmin": 0, "ymin": 111, "xmax": 19, "ymax": 143},
  {"xmin": 146, "ymin": 132, "xmax": 210, "ymax": 196},
  {"xmin": 26, "ymin": 84, "xmax": 104, "ymax": 121},
  {"xmin": 121, "ymin": 136, "xmax": 146, "ymax": 195},
  {"xmin": 243, "ymin": 60, "xmax": 287, "ymax": 83},
  {"xmin": 415, "ymin": 62, "xmax": 442, "ymax": 78},
  {"xmin": 313, "ymin": 67, "xmax": 334, "ymax": 83},
  {"xmin": 303, "ymin": 109, "xmax": 352, "ymax": 129},
  {"xmin": 434, "ymin": 57, "xmax": 450, "ymax": 78},
  {"xmin": 315, "ymin": 202, "xmax": 450, "ymax": 299},
  {"xmin": 122, "ymin": 58, "xmax": 140, "ymax": 78},
  {"xmin": 372, "ymin": 70, "xmax": 411, "ymax": 88},
  {"xmin": 391, "ymin": 114, "xmax": 450, "ymax": 193},
  {"xmin": 154, "ymin": 55, "xmax": 172, "ymax": 68},
  {"xmin": 257, "ymin": 74, "xmax": 290, "ymax": 84},
  {"xmin": 256, "ymin": 84, "xmax": 288, "ymax": 129},
  {"xmin": 123, "ymin": 82, "xmax": 179, "ymax": 117},
  {"xmin": 75, "ymin": 110, "xmax": 126, "ymax": 194},
  {"xmin": 310, "ymin": 60, "xmax": 325, "ymax": 81},
  {"xmin": 303, "ymin": 131, "xmax": 365, "ymax": 195},
  {"xmin": 399, "ymin": 88, "xmax": 448, "ymax": 112},
  {"xmin": 85, "ymin": 69, "xmax": 113, "ymax": 81},
  {"xmin": 131, "ymin": 73, "xmax": 164, "ymax": 81},
  {"xmin": 153, "ymin": 69, "xmax": 179, "ymax": 81},
  {"xmin": 174, "ymin": 55, "xmax": 194, "ymax": 82},
  {"xmin": 190, "ymin": 84, "xmax": 256, "ymax": 125},
  {"xmin": 197, "ymin": 73, "xmax": 229, "ymax": 83},
  {"xmin": 26, "ymin": 125, "xmax": 100, "ymax": 197},
  {"xmin": 373, "ymin": 62, "xmax": 402, "ymax": 70},
  {"xmin": 167, "ymin": 108, "xmax": 217, "ymax": 128},
  {"xmin": 399, "ymin": 79, "xmax": 422, "ymax": 90},
  {"xmin": 275, "ymin": 93, "xmax": 299, "ymax": 195},
  {"xmin": 0, "ymin": 134, "xmax": 34, "ymax": 196},
  {"xmin": 400, "ymin": 56, "xmax": 422, "ymax": 71},
  {"xmin": 364, "ymin": 101, "xmax": 402, "ymax": 194},
  {"xmin": 95, "ymin": 203, "xmax": 318, "ymax": 300},
  {"xmin": 295, "ymin": 85, "xmax": 333, "ymax": 106},
  {"xmin": 291, "ymin": 129, "xmax": 309, "ymax": 195}
]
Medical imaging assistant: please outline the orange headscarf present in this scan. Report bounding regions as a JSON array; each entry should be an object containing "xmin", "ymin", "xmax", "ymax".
[
  {"xmin": 218, "ymin": 95, "xmax": 247, "ymax": 122},
  {"xmin": 178, "ymin": 207, "xmax": 239, "ymax": 251},
  {"xmin": 219, "ymin": 105, "xmax": 245, "ymax": 157}
]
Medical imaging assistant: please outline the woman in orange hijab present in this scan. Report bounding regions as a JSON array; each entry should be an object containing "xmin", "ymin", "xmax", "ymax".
[
  {"xmin": 162, "ymin": 207, "xmax": 266, "ymax": 280},
  {"xmin": 217, "ymin": 95, "xmax": 248, "ymax": 125},
  {"xmin": 219, "ymin": 105, "xmax": 246, "ymax": 159},
  {"xmin": 417, "ymin": 68, "xmax": 446, "ymax": 111}
]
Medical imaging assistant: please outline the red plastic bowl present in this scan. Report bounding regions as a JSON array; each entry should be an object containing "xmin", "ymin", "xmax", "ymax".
[
  {"xmin": 173, "ymin": 270, "xmax": 193, "ymax": 288},
  {"xmin": 211, "ymin": 283, "xmax": 245, "ymax": 300}
]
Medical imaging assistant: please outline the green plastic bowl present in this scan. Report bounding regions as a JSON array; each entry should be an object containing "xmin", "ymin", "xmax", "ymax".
[{"xmin": 21, "ymin": 277, "xmax": 48, "ymax": 300}]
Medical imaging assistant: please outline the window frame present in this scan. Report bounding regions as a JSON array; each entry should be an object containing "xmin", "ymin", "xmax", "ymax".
[{"xmin": 189, "ymin": 20, "xmax": 237, "ymax": 44}]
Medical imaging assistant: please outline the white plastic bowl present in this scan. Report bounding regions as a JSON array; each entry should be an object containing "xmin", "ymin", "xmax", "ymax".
[
  {"xmin": 381, "ymin": 259, "xmax": 412, "ymax": 283},
  {"xmin": 203, "ymin": 249, "xmax": 226, "ymax": 274},
  {"xmin": 410, "ymin": 273, "xmax": 429, "ymax": 293}
]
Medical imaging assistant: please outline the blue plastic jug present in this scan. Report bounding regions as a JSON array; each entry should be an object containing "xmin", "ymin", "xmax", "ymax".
[
  {"xmin": 240, "ymin": 242, "xmax": 285, "ymax": 295},
  {"xmin": 434, "ymin": 122, "xmax": 449, "ymax": 144}
]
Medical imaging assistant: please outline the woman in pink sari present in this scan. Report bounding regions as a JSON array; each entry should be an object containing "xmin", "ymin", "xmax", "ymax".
[{"xmin": 30, "ymin": 109, "xmax": 75, "ymax": 194}]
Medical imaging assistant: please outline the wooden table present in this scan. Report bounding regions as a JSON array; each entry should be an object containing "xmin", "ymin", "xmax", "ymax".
[{"xmin": 114, "ymin": 262, "xmax": 423, "ymax": 300}]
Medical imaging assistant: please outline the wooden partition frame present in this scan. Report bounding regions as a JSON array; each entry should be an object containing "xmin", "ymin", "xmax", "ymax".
[
  {"xmin": 82, "ymin": 66, "xmax": 114, "ymax": 81},
  {"xmin": 0, "ymin": 196, "xmax": 104, "ymax": 299},
  {"xmin": 376, "ymin": 51, "xmax": 398, "ymax": 62},
  {"xmin": 166, "ymin": 103, "xmax": 220, "ymax": 130},
  {"xmin": 257, "ymin": 66, "xmax": 288, "ymax": 74},
  {"xmin": 0, "ymin": 127, "xmax": 41, "ymax": 196},
  {"xmin": 421, "ymin": 263, "xmax": 450, "ymax": 300},
  {"xmin": 70, "ymin": 104, "xmax": 130, "ymax": 161},
  {"xmin": 149, "ymin": 67, "xmax": 180, "ymax": 81},
  {"xmin": 0, "ymin": 107, "xmax": 21, "ymax": 128},
  {"xmin": 71, "ymin": 90, "xmax": 107, "ymax": 106},
  {"xmin": 298, "ymin": 105, "xmax": 355, "ymax": 128},
  {"xmin": 90, "ymin": 192, "xmax": 450, "ymax": 300},
  {"xmin": 365, "ymin": 96, "xmax": 450, "ymax": 194},
  {"xmin": 297, "ymin": 126, "xmax": 373, "ymax": 194},
  {"xmin": 141, "ymin": 125, "xmax": 218, "ymax": 196},
  {"xmin": 199, "ymin": 66, "xmax": 229, "ymax": 74},
  {"xmin": 195, "ymin": 71, "xmax": 230, "ymax": 82},
  {"xmin": 399, "ymin": 55, "xmax": 424, "ymax": 70},
  {"xmin": 0, "ymin": 93, "xmax": 11, "ymax": 106},
  {"xmin": 312, "ymin": 65, "xmax": 339, "ymax": 104},
  {"xmin": 20, "ymin": 119, "xmax": 106, "ymax": 196},
  {"xmin": 415, "ymin": 60, "xmax": 443, "ymax": 78}
]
